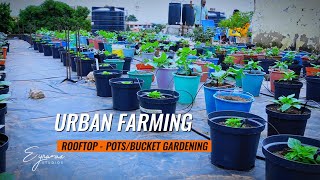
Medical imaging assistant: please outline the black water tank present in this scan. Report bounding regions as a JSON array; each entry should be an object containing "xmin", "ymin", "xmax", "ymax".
[
  {"xmin": 91, "ymin": 6, "xmax": 125, "ymax": 33},
  {"xmin": 168, "ymin": 3, "xmax": 181, "ymax": 25},
  {"xmin": 182, "ymin": 4, "xmax": 194, "ymax": 26}
]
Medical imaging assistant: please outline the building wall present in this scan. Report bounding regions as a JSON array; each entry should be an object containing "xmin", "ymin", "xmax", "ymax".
[{"xmin": 252, "ymin": 0, "xmax": 320, "ymax": 52}]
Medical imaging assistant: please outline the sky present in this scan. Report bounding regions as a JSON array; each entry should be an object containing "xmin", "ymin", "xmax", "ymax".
[{"xmin": 3, "ymin": 0, "xmax": 254, "ymax": 24}]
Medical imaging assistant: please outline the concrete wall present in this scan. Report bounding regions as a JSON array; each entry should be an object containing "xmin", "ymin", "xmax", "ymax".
[{"xmin": 252, "ymin": 0, "xmax": 320, "ymax": 52}]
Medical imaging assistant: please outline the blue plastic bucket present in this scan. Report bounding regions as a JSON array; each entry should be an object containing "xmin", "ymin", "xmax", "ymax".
[
  {"xmin": 242, "ymin": 72, "xmax": 265, "ymax": 97},
  {"xmin": 104, "ymin": 43, "xmax": 112, "ymax": 53},
  {"xmin": 80, "ymin": 36, "xmax": 88, "ymax": 45},
  {"xmin": 206, "ymin": 58, "xmax": 219, "ymax": 65},
  {"xmin": 123, "ymin": 48, "xmax": 135, "ymax": 58},
  {"xmin": 202, "ymin": 20, "xmax": 215, "ymax": 32},
  {"xmin": 173, "ymin": 73, "xmax": 201, "ymax": 104},
  {"xmin": 104, "ymin": 59, "xmax": 125, "ymax": 70},
  {"xmin": 204, "ymin": 86, "xmax": 234, "ymax": 114},
  {"xmin": 236, "ymin": 76, "xmax": 242, "ymax": 87},
  {"xmin": 213, "ymin": 91, "xmax": 254, "ymax": 112},
  {"xmin": 81, "ymin": 52, "xmax": 94, "ymax": 59}
]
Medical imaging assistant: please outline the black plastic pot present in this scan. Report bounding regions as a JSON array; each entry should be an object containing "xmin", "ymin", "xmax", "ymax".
[
  {"xmin": 33, "ymin": 41, "xmax": 39, "ymax": 50},
  {"xmin": 195, "ymin": 47, "xmax": 204, "ymax": 56},
  {"xmin": 109, "ymin": 78, "xmax": 144, "ymax": 111},
  {"xmin": 0, "ymin": 104, "xmax": 6, "ymax": 125},
  {"xmin": 208, "ymin": 111, "xmax": 265, "ymax": 171},
  {"xmin": 93, "ymin": 70, "xmax": 122, "ymax": 97},
  {"xmin": 0, "ymin": 133, "xmax": 9, "ymax": 173},
  {"xmin": 59, "ymin": 49, "xmax": 65, "ymax": 63},
  {"xmin": 70, "ymin": 56, "xmax": 77, "ymax": 72},
  {"xmin": 37, "ymin": 42, "xmax": 43, "ymax": 53},
  {"xmin": 123, "ymin": 57, "xmax": 132, "ymax": 74},
  {"xmin": 91, "ymin": 63, "xmax": 116, "ymax": 71},
  {"xmin": 288, "ymin": 64, "xmax": 302, "ymax": 76},
  {"xmin": 98, "ymin": 42, "xmax": 105, "ymax": 51},
  {"xmin": 306, "ymin": 76, "xmax": 320, "ymax": 102},
  {"xmin": 0, "ymin": 66, "xmax": 5, "ymax": 71},
  {"xmin": 217, "ymin": 53, "xmax": 226, "ymax": 65},
  {"xmin": 266, "ymin": 104, "xmax": 311, "ymax": 136},
  {"xmin": 0, "ymin": 73, "xmax": 6, "ymax": 81},
  {"xmin": 52, "ymin": 46, "xmax": 60, "ymax": 59},
  {"xmin": 274, "ymin": 80, "xmax": 303, "ymax": 99},
  {"xmin": 259, "ymin": 59, "xmax": 276, "ymax": 74},
  {"xmin": 262, "ymin": 135, "xmax": 320, "ymax": 180},
  {"xmin": 137, "ymin": 89, "xmax": 179, "ymax": 132},
  {"xmin": 0, "ymin": 86, "xmax": 9, "ymax": 95},
  {"xmin": 43, "ymin": 44, "xmax": 53, "ymax": 56},
  {"xmin": 75, "ymin": 58, "xmax": 95, "ymax": 76},
  {"xmin": 60, "ymin": 50, "xmax": 67, "ymax": 65}
]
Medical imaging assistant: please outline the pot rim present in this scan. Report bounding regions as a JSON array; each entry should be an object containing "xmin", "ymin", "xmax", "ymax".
[
  {"xmin": 0, "ymin": 133, "xmax": 9, "ymax": 151},
  {"xmin": 173, "ymin": 72, "xmax": 202, "ymax": 78},
  {"xmin": 265, "ymin": 104, "xmax": 311, "ymax": 119},
  {"xmin": 213, "ymin": 91, "xmax": 255, "ymax": 103}
]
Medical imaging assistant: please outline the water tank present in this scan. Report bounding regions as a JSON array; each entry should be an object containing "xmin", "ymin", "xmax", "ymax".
[
  {"xmin": 91, "ymin": 6, "xmax": 125, "ymax": 33},
  {"xmin": 182, "ymin": 4, "xmax": 194, "ymax": 26},
  {"xmin": 208, "ymin": 11, "xmax": 226, "ymax": 26},
  {"xmin": 168, "ymin": 3, "xmax": 181, "ymax": 25}
]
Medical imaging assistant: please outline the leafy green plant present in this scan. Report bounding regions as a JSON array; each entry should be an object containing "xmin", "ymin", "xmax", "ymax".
[
  {"xmin": 225, "ymin": 118, "xmax": 243, "ymax": 128},
  {"xmin": 218, "ymin": 11, "xmax": 253, "ymax": 37},
  {"xmin": 100, "ymin": 63, "xmax": 110, "ymax": 67},
  {"xmin": 147, "ymin": 91, "xmax": 164, "ymax": 99},
  {"xmin": 192, "ymin": 27, "xmax": 215, "ymax": 43},
  {"xmin": 145, "ymin": 53, "xmax": 175, "ymax": 68},
  {"xmin": 176, "ymin": 47, "xmax": 200, "ymax": 76},
  {"xmin": 140, "ymin": 41, "xmax": 159, "ymax": 53},
  {"xmin": 229, "ymin": 47, "xmax": 238, "ymax": 54},
  {"xmin": 255, "ymin": 47, "xmax": 264, "ymax": 54},
  {"xmin": 102, "ymin": 71, "xmax": 111, "ymax": 75},
  {"xmin": 223, "ymin": 56, "xmax": 235, "ymax": 66},
  {"xmin": 266, "ymin": 47, "xmax": 280, "ymax": 57},
  {"xmin": 121, "ymin": 81, "xmax": 133, "ymax": 84},
  {"xmin": 311, "ymin": 63, "xmax": 320, "ymax": 69},
  {"xmin": 104, "ymin": 50, "xmax": 112, "ymax": 56},
  {"xmin": 273, "ymin": 94, "xmax": 301, "ymax": 112},
  {"xmin": 280, "ymin": 71, "xmax": 297, "ymax": 81},
  {"xmin": 199, "ymin": 51, "xmax": 216, "ymax": 60},
  {"xmin": 284, "ymin": 138, "xmax": 320, "ymax": 164},
  {"xmin": 271, "ymin": 61, "xmax": 290, "ymax": 71},
  {"xmin": 206, "ymin": 65, "xmax": 236, "ymax": 87},
  {"xmin": 244, "ymin": 60, "xmax": 264, "ymax": 72}
]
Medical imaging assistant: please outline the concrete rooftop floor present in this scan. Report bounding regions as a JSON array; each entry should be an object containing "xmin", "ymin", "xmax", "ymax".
[{"xmin": 3, "ymin": 39, "xmax": 320, "ymax": 180}]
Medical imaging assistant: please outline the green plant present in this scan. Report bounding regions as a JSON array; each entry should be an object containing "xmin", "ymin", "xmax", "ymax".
[
  {"xmin": 104, "ymin": 50, "xmax": 111, "ymax": 56},
  {"xmin": 255, "ymin": 47, "xmax": 264, "ymax": 54},
  {"xmin": 192, "ymin": 27, "xmax": 214, "ymax": 43},
  {"xmin": 273, "ymin": 94, "xmax": 301, "ymax": 112},
  {"xmin": 229, "ymin": 47, "xmax": 238, "ymax": 54},
  {"xmin": 163, "ymin": 42, "xmax": 176, "ymax": 52},
  {"xmin": 180, "ymin": 39, "xmax": 189, "ymax": 47},
  {"xmin": 309, "ymin": 54, "xmax": 319, "ymax": 61},
  {"xmin": 271, "ymin": 61, "xmax": 290, "ymax": 71},
  {"xmin": 146, "ymin": 53, "xmax": 175, "ymax": 68},
  {"xmin": 199, "ymin": 51, "xmax": 216, "ymax": 60},
  {"xmin": 147, "ymin": 91, "xmax": 164, "ymax": 99},
  {"xmin": 284, "ymin": 52, "xmax": 296, "ymax": 62},
  {"xmin": 311, "ymin": 63, "xmax": 320, "ymax": 69},
  {"xmin": 102, "ymin": 71, "xmax": 111, "ymax": 75},
  {"xmin": 244, "ymin": 60, "xmax": 263, "ymax": 72},
  {"xmin": 176, "ymin": 47, "xmax": 200, "ymax": 76},
  {"xmin": 266, "ymin": 47, "xmax": 280, "ymax": 57},
  {"xmin": 284, "ymin": 138, "xmax": 320, "ymax": 164},
  {"xmin": 225, "ymin": 118, "xmax": 242, "ymax": 128},
  {"xmin": 121, "ymin": 81, "xmax": 133, "ymax": 84},
  {"xmin": 280, "ymin": 71, "xmax": 297, "ymax": 81},
  {"xmin": 215, "ymin": 45, "xmax": 224, "ymax": 53},
  {"xmin": 206, "ymin": 64, "xmax": 236, "ymax": 87},
  {"xmin": 223, "ymin": 56, "xmax": 235, "ymax": 66},
  {"xmin": 140, "ymin": 41, "xmax": 159, "ymax": 53},
  {"xmin": 218, "ymin": 11, "xmax": 253, "ymax": 37},
  {"xmin": 100, "ymin": 63, "xmax": 110, "ymax": 67}
]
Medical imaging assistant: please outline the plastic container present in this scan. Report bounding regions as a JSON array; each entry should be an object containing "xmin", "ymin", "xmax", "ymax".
[
  {"xmin": 123, "ymin": 57, "xmax": 132, "ymax": 74},
  {"xmin": 109, "ymin": 78, "xmax": 144, "ymax": 111},
  {"xmin": 0, "ymin": 133, "xmax": 9, "ymax": 173},
  {"xmin": 242, "ymin": 72, "xmax": 265, "ymax": 97},
  {"xmin": 204, "ymin": 84, "xmax": 234, "ymax": 115},
  {"xmin": 274, "ymin": 80, "xmax": 303, "ymax": 99},
  {"xmin": 123, "ymin": 48, "xmax": 135, "ymax": 58},
  {"xmin": 202, "ymin": 20, "xmax": 215, "ymax": 32},
  {"xmin": 213, "ymin": 91, "xmax": 254, "ymax": 112},
  {"xmin": 75, "ymin": 58, "xmax": 95, "ymax": 76},
  {"xmin": 93, "ymin": 69, "xmax": 122, "ymax": 97},
  {"xmin": 306, "ymin": 76, "xmax": 320, "ymax": 102},
  {"xmin": 270, "ymin": 70, "xmax": 286, "ymax": 92},
  {"xmin": 173, "ymin": 73, "xmax": 201, "ymax": 104},
  {"xmin": 208, "ymin": 111, "xmax": 265, "ymax": 170},
  {"xmin": 127, "ymin": 70, "xmax": 153, "ymax": 90},
  {"xmin": 155, "ymin": 68, "xmax": 178, "ymax": 90},
  {"xmin": 103, "ymin": 59, "xmax": 125, "ymax": 71}
]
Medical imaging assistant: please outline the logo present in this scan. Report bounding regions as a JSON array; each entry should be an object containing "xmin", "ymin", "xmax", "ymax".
[{"xmin": 23, "ymin": 146, "xmax": 65, "ymax": 171}]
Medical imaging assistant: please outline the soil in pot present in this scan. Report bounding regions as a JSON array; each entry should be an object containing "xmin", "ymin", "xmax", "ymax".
[
  {"xmin": 274, "ymin": 80, "xmax": 303, "ymax": 99},
  {"xmin": 94, "ymin": 70, "xmax": 122, "ymax": 97},
  {"xmin": 213, "ymin": 91, "xmax": 254, "ymax": 112},
  {"xmin": 306, "ymin": 76, "xmax": 320, "ymax": 102},
  {"xmin": 109, "ymin": 78, "xmax": 144, "ymax": 111},
  {"xmin": 0, "ymin": 133, "xmax": 9, "ymax": 173},
  {"xmin": 208, "ymin": 111, "xmax": 265, "ymax": 171},
  {"xmin": 262, "ymin": 135, "xmax": 320, "ymax": 180},
  {"xmin": 265, "ymin": 104, "xmax": 311, "ymax": 136},
  {"xmin": 137, "ymin": 89, "xmax": 179, "ymax": 132}
]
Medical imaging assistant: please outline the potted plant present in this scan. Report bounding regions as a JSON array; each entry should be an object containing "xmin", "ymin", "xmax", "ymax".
[
  {"xmin": 243, "ymin": 49, "xmax": 259, "ymax": 62},
  {"xmin": 306, "ymin": 63, "xmax": 320, "ymax": 76},
  {"xmin": 0, "ymin": 94, "xmax": 9, "ymax": 125},
  {"xmin": 213, "ymin": 90, "xmax": 254, "ymax": 112},
  {"xmin": 91, "ymin": 63, "xmax": 116, "ymax": 71},
  {"xmin": 109, "ymin": 78, "xmax": 144, "ymax": 111},
  {"xmin": 283, "ymin": 52, "xmax": 302, "ymax": 76},
  {"xmin": 127, "ymin": 70, "xmax": 153, "ymax": 90},
  {"xmin": 0, "ymin": 133, "xmax": 8, "ymax": 173},
  {"xmin": 203, "ymin": 65, "xmax": 236, "ymax": 114},
  {"xmin": 0, "ymin": 55, "xmax": 5, "ymax": 66},
  {"xmin": 241, "ymin": 60, "xmax": 265, "ymax": 97},
  {"xmin": 93, "ymin": 70, "xmax": 122, "ymax": 97},
  {"xmin": 43, "ymin": 43, "xmax": 53, "ymax": 56},
  {"xmin": 195, "ymin": 51, "xmax": 216, "ymax": 82},
  {"xmin": 123, "ymin": 44, "xmax": 135, "ymax": 58},
  {"xmin": 145, "ymin": 53, "xmax": 177, "ymax": 90},
  {"xmin": 215, "ymin": 45, "xmax": 226, "ymax": 64},
  {"xmin": 266, "ymin": 94, "xmax": 311, "ymax": 136},
  {"xmin": 140, "ymin": 41, "xmax": 159, "ymax": 60},
  {"xmin": 120, "ymin": 55, "xmax": 132, "ymax": 74},
  {"xmin": 137, "ymin": 89, "xmax": 179, "ymax": 132},
  {"xmin": 174, "ymin": 47, "xmax": 201, "ymax": 104},
  {"xmin": 103, "ymin": 51, "xmax": 125, "ymax": 71},
  {"xmin": 0, "ymin": 81, "xmax": 10, "ymax": 95},
  {"xmin": 221, "ymin": 56, "xmax": 235, "ymax": 70},
  {"xmin": 163, "ymin": 42, "xmax": 176, "ymax": 58},
  {"xmin": 262, "ymin": 135, "xmax": 320, "ymax": 180},
  {"xmin": 75, "ymin": 55, "xmax": 95, "ymax": 76},
  {"xmin": 274, "ymin": 71, "xmax": 303, "ymax": 99},
  {"xmin": 269, "ymin": 61, "xmax": 291, "ymax": 92},
  {"xmin": 229, "ymin": 47, "xmax": 244, "ymax": 64},
  {"xmin": 208, "ymin": 111, "xmax": 265, "ymax": 170},
  {"xmin": 306, "ymin": 72, "xmax": 320, "ymax": 102}
]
